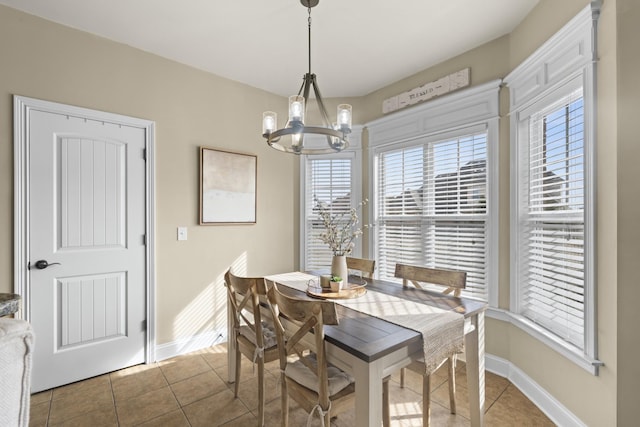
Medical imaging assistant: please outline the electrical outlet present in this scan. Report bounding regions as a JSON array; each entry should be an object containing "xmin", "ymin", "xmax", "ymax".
[{"xmin": 177, "ymin": 227, "xmax": 188, "ymax": 241}]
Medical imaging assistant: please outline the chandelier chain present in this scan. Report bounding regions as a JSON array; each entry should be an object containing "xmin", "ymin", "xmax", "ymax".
[{"xmin": 308, "ymin": 7, "xmax": 312, "ymax": 75}]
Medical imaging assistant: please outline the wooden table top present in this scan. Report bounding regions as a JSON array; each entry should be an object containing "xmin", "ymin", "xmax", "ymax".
[{"xmin": 275, "ymin": 275, "xmax": 487, "ymax": 363}]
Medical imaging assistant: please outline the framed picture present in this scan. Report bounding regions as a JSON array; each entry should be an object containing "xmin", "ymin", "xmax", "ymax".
[{"xmin": 199, "ymin": 147, "xmax": 257, "ymax": 224}]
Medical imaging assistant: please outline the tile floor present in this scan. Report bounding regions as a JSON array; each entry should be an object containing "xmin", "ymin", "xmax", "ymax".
[{"xmin": 29, "ymin": 343, "xmax": 555, "ymax": 426}]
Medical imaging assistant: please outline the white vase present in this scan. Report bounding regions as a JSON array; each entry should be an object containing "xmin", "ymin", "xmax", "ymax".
[{"xmin": 331, "ymin": 255, "xmax": 349, "ymax": 285}]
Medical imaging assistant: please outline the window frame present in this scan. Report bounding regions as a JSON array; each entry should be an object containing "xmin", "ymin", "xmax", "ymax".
[
  {"xmin": 299, "ymin": 128, "xmax": 363, "ymax": 271},
  {"xmin": 505, "ymin": 4, "xmax": 601, "ymax": 374},
  {"xmin": 373, "ymin": 126, "xmax": 492, "ymax": 301},
  {"xmin": 367, "ymin": 80, "xmax": 500, "ymax": 306}
]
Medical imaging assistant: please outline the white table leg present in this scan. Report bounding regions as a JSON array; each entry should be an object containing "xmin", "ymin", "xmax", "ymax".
[
  {"xmin": 465, "ymin": 311, "xmax": 485, "ymax": 427},
  {"xmin": 352, "ymin": 358, "xmax": 383, "ymax": 427}
]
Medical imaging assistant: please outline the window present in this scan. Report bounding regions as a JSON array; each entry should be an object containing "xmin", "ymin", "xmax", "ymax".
[
  {"xmin": 506, "ymin": 5, "xmax": 598, "ymax": 371},
  {"xmin": 301, "ymin": 145, "xmax": 362, "ymax": 271},
  {"xmin": 367, "ymin": 80, "xmax": 500, "ymax": 304},
  {"xmin": 304, "ymin": 157, "xmax": 352, "ymax": 269},
  {"xmin": 514, "ymin": 83, "xmax": 588, "ymax": 349},
  {"xmin": 375, "ymin": 130, "xmax": 490, "ymax": 300}
]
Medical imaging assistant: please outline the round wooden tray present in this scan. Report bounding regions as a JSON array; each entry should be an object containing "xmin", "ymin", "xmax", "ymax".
[{"xmin": 306, "ymin": 282, "xmax": 367, "ymax": 300}]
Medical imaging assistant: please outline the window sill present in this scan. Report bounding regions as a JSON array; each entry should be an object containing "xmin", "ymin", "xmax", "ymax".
[{"xmin": 486, "ymin": 307, "xmax": 603, "ymax": 375}]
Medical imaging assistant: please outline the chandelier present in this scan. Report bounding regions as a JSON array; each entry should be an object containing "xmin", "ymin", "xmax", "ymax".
[{"xmin": 262, "ymin": 0, "xmax": 352, "ymax": 155}]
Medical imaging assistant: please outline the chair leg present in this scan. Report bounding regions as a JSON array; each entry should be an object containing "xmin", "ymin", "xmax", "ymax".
[
  {"xmin": 258, "ymin": 359, "xmax": 265, "ymax": 426},
  {"xmin": 382, "ymin": 376, "xmax": 390, "ymax": 427},
  {"xmin": 234, "ymin": 347, "xmax": 241, "ymax": 397},
  {"xmin": 323, "ymin": 409, "xmax": 331, "ymax": 427},
  {"xmin": 400, "ymin": 367, "xmax": 405, "ymax": 388},
  {"xmin": 281, "ymin": 377, "xmax": 289, "ymax": 427},
  {"xmin": 447, "ymin": 355, "xmax": 457, "ymax": 414},
  {"xmin": 423, "ymin": 374, "xmax": 431, "ymax": 427}
]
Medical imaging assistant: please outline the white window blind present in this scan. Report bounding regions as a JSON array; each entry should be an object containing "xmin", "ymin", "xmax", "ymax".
[
  {"xmin": 304, "ymin": 157, "xmax": 353, "ymax": 270},
  {"xmin": 518, "ymin": 88, "xmax": 586, "ymax": 349},
  {"xmin": 376, "ymin": 132, "xmax": 489, "ymax": 300}
]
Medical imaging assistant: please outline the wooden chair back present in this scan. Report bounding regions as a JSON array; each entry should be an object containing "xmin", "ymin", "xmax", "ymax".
[
  {"xmin": 346, "ymin": 257, "xmax": 376, "ymax": 278},
  {"xmin": 266, "ymin": 282, "xmax": 342, "ymax": 421},
  {"xmin": 226, "ymin": 270, "xmax": 278, "ymax": 427},
  {"xmin": 224, "ymin": 270, "xmax": 269, "ymax": 349},
  {"xmin": 394, "ymin": 263, "xmax": 466, "ymax": 297},
  {"xmin": 266, "ymin": 280, "xmax": 338, "ymax": 357},
  {"xmin": 389, "ymin": 263, "xmax": 468, "ymax": 427}
]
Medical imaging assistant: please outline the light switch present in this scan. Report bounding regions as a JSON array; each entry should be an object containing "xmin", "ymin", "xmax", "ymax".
[{"xmin": 177, "ymin": 227, "xmax": 188, "ymax": 241}]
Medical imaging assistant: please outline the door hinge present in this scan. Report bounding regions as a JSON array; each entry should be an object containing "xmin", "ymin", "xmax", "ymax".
[
  {"xmin": 142, "ymin": 234, "xmax": 147, "ymax": 245},
  {"xmin": 142, "ymin": 148, "xmax": 147, "ymax": 161},
  {"xmin": 141, "ymin": 319, "xmax": 147, "ymax": 332}
]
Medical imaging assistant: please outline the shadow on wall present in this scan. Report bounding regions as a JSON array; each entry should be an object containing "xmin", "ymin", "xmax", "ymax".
[{"xmin": 172, "ymin": 252, "xmax": 248, "ymax": 354}]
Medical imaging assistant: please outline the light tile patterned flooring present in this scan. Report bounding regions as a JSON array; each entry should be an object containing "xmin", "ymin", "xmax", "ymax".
[{"xmin": 29, "ymin": 343, "xmax": 555, "ymax": 426}]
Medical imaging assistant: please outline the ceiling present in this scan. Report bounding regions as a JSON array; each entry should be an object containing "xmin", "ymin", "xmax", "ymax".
[{"xmin": 0, "ymin": 0, "xmax": 539, "ymax": 97}]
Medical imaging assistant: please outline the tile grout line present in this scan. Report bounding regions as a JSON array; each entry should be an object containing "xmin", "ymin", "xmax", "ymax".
[
  {"xmin": 106, "ymin": 372, "xmax": 122, "ymax": 426},
  {"xmin": 483, "ymin": 381, "xmax": 510, "ymax": 416},
  {"xmin": 157, "ymin": 360, "xmax": 193, "ymax": 426}
]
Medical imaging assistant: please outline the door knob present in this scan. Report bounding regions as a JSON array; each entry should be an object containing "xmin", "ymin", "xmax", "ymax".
[{"xmin": 31, "ymin": 260, "xmax": 61, "ymax": 270}]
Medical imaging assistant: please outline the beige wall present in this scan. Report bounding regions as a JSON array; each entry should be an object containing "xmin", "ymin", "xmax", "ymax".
[
  {"xmin": 0, "ymin": 5, "xmax": 297, "ymax": 345},
  {"xmin": 359, "ymin": 35, "xmax": 511, "ymax": 125},
  {"xmin": 616, "ymin": 0, "xmax": 640, "ymax": 424}
]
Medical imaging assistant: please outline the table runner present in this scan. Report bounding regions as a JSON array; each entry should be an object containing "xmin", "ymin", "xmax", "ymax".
[{"xmin": 266, "ymin": 272, "xmax": 464, "ymax": 374}]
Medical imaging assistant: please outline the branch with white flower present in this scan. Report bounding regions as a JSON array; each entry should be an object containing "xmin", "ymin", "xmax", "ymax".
[{"xmin": 315, "ymin": 196, "xmax": 369, "ymax": 256}]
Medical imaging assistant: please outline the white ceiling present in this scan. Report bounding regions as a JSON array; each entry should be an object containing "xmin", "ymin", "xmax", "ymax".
[{"xmin": 0, "ymin": 0, "xmax": 538, "ymax": 97}]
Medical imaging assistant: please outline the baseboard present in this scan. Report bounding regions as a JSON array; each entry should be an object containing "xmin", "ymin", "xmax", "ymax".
[
  {"xmin": 485, "ymin": 354, "xmax": 586, "ymax": 427},
  {"xmin": 154, "ymin": 329, "xmax": 227, "ymax": 362}
]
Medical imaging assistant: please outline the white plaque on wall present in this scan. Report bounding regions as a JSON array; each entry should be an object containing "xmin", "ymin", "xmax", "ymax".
[{"xmin": 383, "ymin": 68, "xmax": 470, "ymax": 114}]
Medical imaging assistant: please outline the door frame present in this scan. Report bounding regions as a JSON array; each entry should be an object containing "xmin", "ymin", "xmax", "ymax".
[{"xmin": 13, "ymin": 95, "xmax": 157, "ymax": 364}]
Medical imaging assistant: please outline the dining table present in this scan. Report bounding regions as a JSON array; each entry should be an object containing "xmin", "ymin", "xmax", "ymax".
[{"xmin": 226, "ymin": 271, "xmax": 488, "ymax": 427}]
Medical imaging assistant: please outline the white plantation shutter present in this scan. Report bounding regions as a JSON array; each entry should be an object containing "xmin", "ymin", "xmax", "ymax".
[
  {"xmin": 518, "ymin": 88, "xmax": 586, "ymax": 349},
  {"xmin": 376, "ymin": 132, "xmax": 489, "ymax": 300},
  {"xmin": 304, "ymin": 157, "xmax": 353, "ymax": 270},
  {"xmin": 505, "ymin": 5, "xmax": 599, "ymax": 369}
]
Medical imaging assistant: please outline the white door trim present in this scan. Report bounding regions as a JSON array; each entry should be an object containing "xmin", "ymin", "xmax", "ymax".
[{"xmin": 13, "ymin": 95, "xmax": 157, "ymax": 364}]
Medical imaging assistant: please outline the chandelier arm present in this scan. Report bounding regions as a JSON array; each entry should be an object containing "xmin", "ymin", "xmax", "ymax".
[
  {"xmin": 302, "ymin": 74, "xmax": 313, "ymax": 105},
  {"xmin": 309, "ymin": 75, "xmax": 335, "ymax": 147},
  {"xmin": 310, "ymin": 75, "xmax": 332, "ymax": 127},
  {"xmin": 296, "ymin": 78, "xmax": 306, "ymax": 97}
]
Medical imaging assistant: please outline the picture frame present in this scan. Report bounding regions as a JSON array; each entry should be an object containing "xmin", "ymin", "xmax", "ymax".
[{"xmin": 199, "ymin": 147, "xmax": 257, "ymax": 225}]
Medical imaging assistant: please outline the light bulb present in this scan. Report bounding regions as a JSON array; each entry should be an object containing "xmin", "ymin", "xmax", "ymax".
[
  {"xmin": 262, "ymin": 111, "xmax": 277, "ymax": 135},
  {"xmin": 292, "ymin": 102, "xmax": 302, "ymax": 118},
  {"xmin": 337, "ymin": 104, "xmax": 352, "ymax": 131},
  {"xmin": 288, "ymin": 95, "xmax": 305, "ymax": 123}
]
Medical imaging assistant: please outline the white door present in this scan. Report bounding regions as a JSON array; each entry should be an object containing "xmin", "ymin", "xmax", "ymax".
[{"xmin": 27, "ymin": 107, "xmax": 148, "ymax": 392}]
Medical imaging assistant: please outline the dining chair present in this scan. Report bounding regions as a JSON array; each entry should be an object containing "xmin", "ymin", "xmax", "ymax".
[
  {"xmin": 224, "ymin": 270, "xmax": 279, "ymax": 427},
  {"xmin": 383, "ymin": 263, "xmax": 467, "ymax": 427},
  {"xmin": 265, "ymin": 280, "xmax": 356, "ymax": 427},
  {"xmin": 346, "ymin": 256, "xmax": 376, "ymax": 278}
]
